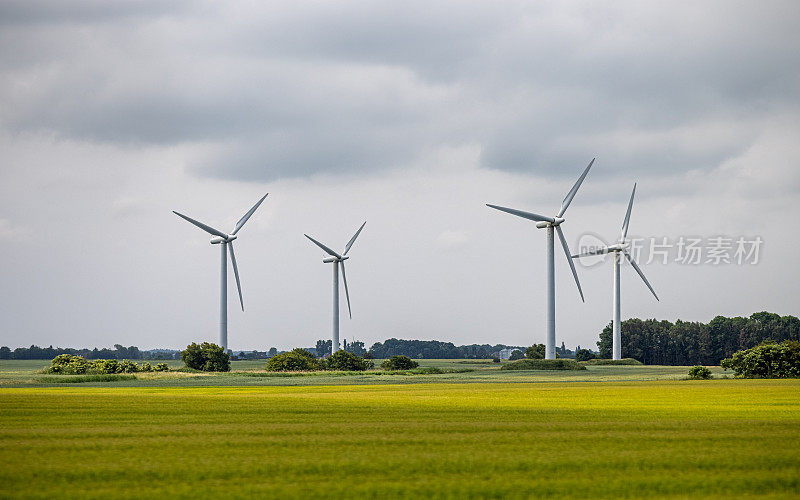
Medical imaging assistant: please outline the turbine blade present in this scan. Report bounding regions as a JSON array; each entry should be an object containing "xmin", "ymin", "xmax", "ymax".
[
  {"xmin": 486, "ymin": 204, "xmax": 554, "ymax": 223},
  {"xmin": 620, "ymin": 183, "xmax": 636, "ymax": 241},
  {"xmin": 231, "ymin": 193, "xmax": 269, "ymax": 235},
  {"xmin": 340, "ymin": 261, "xmax": 352, "ymax": 319},
  {"xmin": 228, "ymin": 242, "xmax": 244, "ymax": 311},
  {"xmin": 173, "ymin": 211, "xmax": 228, "ymax": 238},
  {"xmin": 343, "ymin": 221, "xmax": 367, "ymax": 256},
  {"xmin": 557, "ymin": 158, "xmax": 595, "ymax": 217},
  {"xmin": 556, "ymin": 225, "xmax": 584, "ymax": 302},
  {"xmin": 623, "ymin": 250, "xmax": 659, "ymax": 301},
  {"xmin": 304, "ymin": 234, "xmax": 341, "ymax": 258},
  {"xmin": 571, "ymin": 246, "xmax": 611, "ymax": 258}
]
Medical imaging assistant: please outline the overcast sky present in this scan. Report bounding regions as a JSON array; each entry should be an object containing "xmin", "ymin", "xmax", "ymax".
[{"xmin": 1, "ymin": 0, "xmax": 798, "ymax": 351}]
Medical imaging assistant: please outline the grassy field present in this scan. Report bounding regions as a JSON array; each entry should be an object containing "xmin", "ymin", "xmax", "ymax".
[
  {"xmin": 0, "ymin": 359, "xmax": 729, "ymax": 387},
  {"xmin": 1, "ymin": 380, "xmax": 799, "ymax": 498},
  {"xmin": 2, "ymin": 360, "xmax": 798, "ymax": 498}
]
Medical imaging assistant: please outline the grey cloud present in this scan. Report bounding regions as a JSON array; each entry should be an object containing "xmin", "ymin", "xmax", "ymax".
[
  {"xmin": 0, "ymin": 1, "xmax": 798, "ymax": 184},
  {"xmin": 0, "ymin": 0, "xmax": 192, "ymax": 25}
]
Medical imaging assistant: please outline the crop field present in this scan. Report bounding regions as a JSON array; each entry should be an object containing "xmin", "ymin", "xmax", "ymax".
[{"xmin": 1, "ymin": 379, "xmax": 799, "ymax": 499}]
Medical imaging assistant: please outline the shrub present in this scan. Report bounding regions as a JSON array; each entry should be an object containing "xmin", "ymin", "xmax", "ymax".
[
  {"xmin": 154, "ymin": 363, "xmax": 169, "ymax": 372},
  {"xmin": 509, "ymin": 350, "xmax": 525, "ymax": 361},
  {"xmin": 525, "ymin": 344, "xmax": 545, "ymax": 359},
  {"xmin": 501, "ymin": 359, "xmax": 586, "ymax": 371},
  {"xmin": 48, "ymin": 354, "xmax": 93, "ymax": 374},
  {"xmin": 492, "ymin": 357, "xmax": 500, "ymax": 363},
  {"xmin": 265, "ymin": 348, "xmax": 321, "ymax": 371},
  {"xmin": 688, "ymin": 366, "xmax": 712, "ymax": 379},
  {"xmin": 181, "ymin": 342, "xmax": 231, "ymax": 372},
  {"xmin": 326, "ymin": 350, "xmax": 373, "ymax": 371},
  {"xmin": 381, "ymin": 355, "xmax": 419, "ymax": 370},
  {"xmin": 46, "ymin": 355, "xmax": 155, "ymax": 375},
  {"xmin": 720, "ymin": 341, "xmax": 800, "ymax": 378},
  {"xmin": 575, "ymin": 349, "xmax": 597, "ymax": 362},
  {"xmin": 93, "ymin": 359, "xmax": 119, "ymax": 374},
  {"xmin": 118, "ymin": 360, "xmax": 140, "ymax": 373}
]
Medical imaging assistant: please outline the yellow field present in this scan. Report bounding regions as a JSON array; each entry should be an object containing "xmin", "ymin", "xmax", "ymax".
[{"xmin": 1, "ymin": 380, "xmax": 799, "ymax": 498}]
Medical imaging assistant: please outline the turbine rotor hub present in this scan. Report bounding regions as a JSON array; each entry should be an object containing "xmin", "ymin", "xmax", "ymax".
[{"xmin": 210, "ymin": 234, "xmax": 236, "ymax": 244}]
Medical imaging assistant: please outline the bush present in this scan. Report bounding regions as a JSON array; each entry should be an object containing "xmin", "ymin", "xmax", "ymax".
[
  {"xmin": 720, "ymin": 341, "xmax": 800, "ymax": 378},
  {"xmin": 46, "ymin": 355, "xmax": 155, "ymax": 375},
  {"xmin": 501, "ymin": 359, "xmax": 586, "ymax": 371},
  {"xmin": 525, "ymin": 344, "xmax": 545, "ymax": 359},
  {"xmin": 492, "ymin": 357, "xmax": 500, "ymax": 363},
  {"xmin": 575, "ymin": 349, "xmax": 597, "ymax": 362},
  {"xmin": 48, "ymin": 354, "xmax": 93, "ymax": 374},
  {"xmin": 381, "ymin": 355, "xmax": 419, "ymax": 370},
  {"xmin": 265, "ymin": 348, "xmax": 321, "ymax": 371},
  {"xmin": 93, "ymin": 359, "xmax": 119, "ymax": 374},
  {"xmin": 688, "ymin": 366, "xmax": 712, "ymax": 379},
  {"xmin": 509, "ymin": 350, "xmax": 525, "ymax": 360},
  {"xmin": 154, "ymin": 363, "xmax": 169, "ymax": 372},
  {"xmin": 326, "ymin": 350, "xmax": 373, "ymax": 371},
  {"xmin": 583, "ymin": 358, "xmax": 643, "ymax": 366},
  {"xmin": 181, "ymin": 342, "xmax": 230, "ymax": 372}
]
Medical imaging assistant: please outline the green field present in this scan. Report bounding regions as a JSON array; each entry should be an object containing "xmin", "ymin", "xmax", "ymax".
[
  {"xmin": 1, "ymin": 361, "xmax": 799, "ymax": 498},
  {"xmin": 0, "ymin": 358, "xmax": 727, "ymax": 387}
]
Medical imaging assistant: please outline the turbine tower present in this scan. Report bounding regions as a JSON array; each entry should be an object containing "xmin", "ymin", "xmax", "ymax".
[
  {"xmin": 572, "ymin": 183, "xmax": 659, "ymax": 360},
  {"xmin": 486, "ymin": 159, "xmax": 594, "ymax": 359},
  {"xmin": 305, "ymin": 222, "xmax": 366, "ymax": 354},
  {"xmin": 173, "ymin": 193, "xmax": 268, "ymax": 352}
]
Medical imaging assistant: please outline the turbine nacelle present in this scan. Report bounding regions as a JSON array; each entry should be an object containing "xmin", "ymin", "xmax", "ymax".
[
  {"xmin": 607, "ymin": 242, "xmax": 628, "ymax": 252},
  {"xmin": 209, "ymin": 235, "xmax": 236, "ymax": 245},
  {"xmin": 535, "ymin": 217, "xmax": 565, "ymax": 229},
  {"xmin": 322, "ymin": 256, "xmax": 349, "ymax": 263}
]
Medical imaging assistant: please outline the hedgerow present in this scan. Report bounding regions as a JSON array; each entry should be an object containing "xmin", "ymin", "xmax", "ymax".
[
  {"xmin": 45, "ymin": 354, "xmax": 161, "ymax": 375},
  {"xmin": 501, "ymin": 359, "xmax": 586, "ymax": 371}
]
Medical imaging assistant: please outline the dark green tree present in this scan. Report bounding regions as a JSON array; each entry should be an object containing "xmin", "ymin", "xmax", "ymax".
[
  {"xmin": 181, "ymin": 342, "xmax": 230, "ymax": 372},
  {"xmin": 315, "ymin": 339, "xmax": 332, "ymax": 357},
  {"xmin": 325, "ymin": 350, "xmax": 372, "ymax": 371},
  {"xmin": 266, "ymin": 348, "xmax": 320, "ymax": 371},
  {"xmin": 525, "ymin": 344, "xmax": 545, "ymax": 359},
  {"xmin": 575, "ymin": 349, "xmax": 596, "ymax": 362},
  {"xmin": 381, "ymin": 355, "xmax": 418, "ymax": 370}
]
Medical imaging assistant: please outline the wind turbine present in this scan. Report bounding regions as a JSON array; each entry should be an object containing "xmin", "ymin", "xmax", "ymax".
[
  {"xmin": 571, "ymin": 183, "xmax": 659, "ymax": 360},
  {"xmin": 487, "ymin": 159, "xmax": 594, "ymax": 359},
  {"xmin": 173, "ymin": 193, "xmax": 268, "ymax": 352},
  {"xmin": 305, "ymin": 222, "xmax": 366, "ymax": 354}
]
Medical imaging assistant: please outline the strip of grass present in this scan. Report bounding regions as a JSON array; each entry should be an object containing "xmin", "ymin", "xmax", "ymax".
[
  {"xmin": 36, "ymin": 374, "xmax": 137, "ymax": 383},
  {"xmin": 240, "ymin": 367, "xmax": 475, "ymax": 377}
]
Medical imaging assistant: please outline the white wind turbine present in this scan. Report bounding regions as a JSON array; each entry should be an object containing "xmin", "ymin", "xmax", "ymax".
[
  {"xmin": 487, "ymin": 159, "xmax": 594, "ymax": 359},
  {"xmin": 571, "ymin": 183, "xmax": 659, "ymax": 360},
  {"xmin": 305, "ymin": 222, "xmax": 367, "ymax": 354},
  {"xmin": 173, "ymin": 193, "xmax": 268, "ymax": 352}
]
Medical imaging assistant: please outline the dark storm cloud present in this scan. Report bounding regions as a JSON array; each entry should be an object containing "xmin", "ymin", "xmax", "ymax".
[{"xmin": 0, "ymin": 1, "xmax": 798, "ymax": 181}]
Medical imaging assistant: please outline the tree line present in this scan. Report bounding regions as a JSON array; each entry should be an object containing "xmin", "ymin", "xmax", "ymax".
[
  {"xmin": 597, "ymin": 311, "xmax": 800, "ymax": 365},
  {"xmin": 367, "ymin": 339, "xmax": 521, "ymax": 359},
  {"xmin": 0, "ymin": 344, "xmax": 180, "ymax": 360}
]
